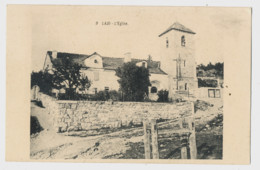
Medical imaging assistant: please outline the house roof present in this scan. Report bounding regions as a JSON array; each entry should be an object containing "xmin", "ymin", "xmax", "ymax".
[
  {"xmin": 131, "ymin": 58, "xmax": 167, "ymax": 75},
  {"xmin": 159, "ymin": 22, "xmax": 196, "ymax": 37},
  {"xmin": 47, "ymin": 51, "xmax": 167, "ymax": 75},
  {"xmin": 102, "ymin": 57, "xmax": 125, "ymax": 70},
  {"xmin": 47, "ymin": 51, "xmax": 90, "ymax": 66}
]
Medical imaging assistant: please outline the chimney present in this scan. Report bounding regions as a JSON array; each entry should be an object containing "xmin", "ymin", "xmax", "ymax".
[
  {"xmin": 124, "ymin": 52, "xmax": 131, "ymax": 63},
  {"xmin": 52, "ymin": 51, "xmax": 57, "ymax": 59},
  {"xmin": 158, "ymin": 62, "xmax": 161, "ymax": 68}
]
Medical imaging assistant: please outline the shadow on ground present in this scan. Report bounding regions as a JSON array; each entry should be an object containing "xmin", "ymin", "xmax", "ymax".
[{"xmin": 31, "ymin": 116, "xmax": 44, "ymax": 135}]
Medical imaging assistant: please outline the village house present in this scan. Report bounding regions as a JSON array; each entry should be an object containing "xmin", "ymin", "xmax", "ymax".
[{"xmin": 43, "ymin": 22, "xmax": 198, "ymax": 101}]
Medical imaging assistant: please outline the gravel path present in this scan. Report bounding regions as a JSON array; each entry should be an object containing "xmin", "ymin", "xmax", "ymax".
[{"xmin": 30, "ymin": 98, "xmax": 223, "ymax": 160}]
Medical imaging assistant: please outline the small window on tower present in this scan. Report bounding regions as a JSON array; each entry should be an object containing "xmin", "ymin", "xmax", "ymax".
[
  {"xmin": 94, "ymin": 59, "xmax": 98, "ymax": 63},
  {"xmin": 166, "ymin": 37, "xmax": 169, "ymax": 48},
  {"xmin": 181, "ymin": 35, "xmax": 186, "ymax": 47}
]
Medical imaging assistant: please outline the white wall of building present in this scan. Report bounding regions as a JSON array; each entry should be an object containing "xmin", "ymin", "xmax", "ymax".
[
  {"xmin": 84, "ymin": 55, "xmax": 103, "ymax": 69},
  {"xmin": 81, "ymin": 69, "xmax": 120, "ymax": 94},
  {"xmin": 196, "ymin": 87, "xmax": 223, "ymax": 99},
  {"xmin": 150, "ymin": 74, "xmax": 169, "ymax": 91}
]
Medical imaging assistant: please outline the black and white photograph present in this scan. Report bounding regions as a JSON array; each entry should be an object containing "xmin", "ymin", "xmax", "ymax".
[{"xmin": 28, "ymin": 6, "xmax": 231, "ymax": 160}]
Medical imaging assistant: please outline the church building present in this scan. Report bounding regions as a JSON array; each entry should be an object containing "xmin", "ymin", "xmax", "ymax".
[{"xmin": 43, "ymin": 22, "xmax": 198, "ymax": 101}]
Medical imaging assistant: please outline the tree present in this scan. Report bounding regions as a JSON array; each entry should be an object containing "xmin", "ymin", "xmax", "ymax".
[
  {"xmin": 196, "ymin": 62, "xmax": 224, "ymax": 78},
  {"xmin": 52, "ymin": 58, "xmax": 91, "ymax": 99},
  {"xmin": 115, "ymin": 62, "xmax": 151, "ymax": 101},
  {"xmin": 31, "ymin": 70, "xmax": 54, "ymax": 95},
  {"xmin": 78, "ymin": 74, "xmax": 91, "ymax": 93}
]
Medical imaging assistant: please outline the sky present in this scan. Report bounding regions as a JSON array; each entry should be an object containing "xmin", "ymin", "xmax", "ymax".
[{"xmin": 31, "ymin": 6, "xmax": 251, "ymax": 71}]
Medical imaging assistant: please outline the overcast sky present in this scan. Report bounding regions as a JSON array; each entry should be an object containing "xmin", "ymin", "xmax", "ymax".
[{"xmin": 31, "ymin": 6, "xmax": 250, "ymax": 71}]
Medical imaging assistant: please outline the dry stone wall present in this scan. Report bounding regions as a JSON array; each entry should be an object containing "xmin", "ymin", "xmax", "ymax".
[{"xmin": 38, "ymin": 93, "xmax": 193, "ymax": 132}]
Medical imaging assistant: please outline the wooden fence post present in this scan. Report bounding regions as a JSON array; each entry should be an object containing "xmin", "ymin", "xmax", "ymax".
[
  {"xmin": 179, "ymin": 118, "xmax": 183, "ymax": 129},
  {"xmin": 180, "ymin": 134, "xmax": 188, "ymax": 159},
  {"xmin": 188, "ymin": 102, "xmax": 197, "ymax": 159},
  {"xmin": 151, "ymin": 119, "xmax": 159, "ymax": 159},
  {"xmin": 143, "ymin": 120, "xmax": 151, "ymax": 159}
]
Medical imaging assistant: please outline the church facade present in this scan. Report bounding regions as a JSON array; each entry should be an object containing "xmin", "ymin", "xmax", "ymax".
[{"xmin": 43, "ymin": 22, "xmax": 198, "ymax": 100}]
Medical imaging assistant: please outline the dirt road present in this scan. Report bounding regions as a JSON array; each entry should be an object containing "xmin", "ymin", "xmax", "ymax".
[{"xmin": 30, "ymin": 98, "xmax": 223, "ymax": 159}]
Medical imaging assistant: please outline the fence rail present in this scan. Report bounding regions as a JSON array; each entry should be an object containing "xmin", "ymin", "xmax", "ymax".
[{"xmin": 143, "ymin": 102, "xmax": 197, "ymax": 159}]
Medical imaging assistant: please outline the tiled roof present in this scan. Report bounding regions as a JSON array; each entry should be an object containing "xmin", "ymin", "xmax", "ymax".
[
  {"xmin": 47, "ymin": 51, "xmax": 167, "ymax": 75},
  {"xmin": 47, "ymin": 51, "xmax": 90, "ymax": 67},
  {"xmin": 159, "ymin": 22, "xmax": 196, "ymax": 37},
  {"xmin": 131, "ymin": 58, "xmax": 167, "ymax": 75},
  {"xmin": 102, "ymin": 57, "xmax": 124, "ymax": 70}
]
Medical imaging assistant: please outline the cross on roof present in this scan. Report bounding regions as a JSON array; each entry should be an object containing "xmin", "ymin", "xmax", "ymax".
[{"xmin": 173, "ymin": 55, "xmax": 186, "ymax": 79}]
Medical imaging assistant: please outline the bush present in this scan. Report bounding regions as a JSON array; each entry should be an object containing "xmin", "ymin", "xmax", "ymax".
[
  {"xmin": 94, "ymin": 91, "xmax": 109, "ymax": 101},
  {"xmin": 198, "ymin": 78, "xmax": 218, "ymax": 87},
  {"xmin": 93, "ymin": 90, "xmax": 122, "ymax": 101},
  {"xmin": 108, "ymin": 90, "xmax": 122, "ymax": 101},
  {"xmin": 157, "ymin": 90, "xmax": 169, "ymax": 102},
  {"xmin": 31, "ymin": 71, "xmax": 54, "ymax": 95}
]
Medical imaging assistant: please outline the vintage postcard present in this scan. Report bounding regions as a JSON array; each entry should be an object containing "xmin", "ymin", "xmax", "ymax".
[{"xmin": 6, "ymin": 5, "xmax": 251, "ymax": 164}]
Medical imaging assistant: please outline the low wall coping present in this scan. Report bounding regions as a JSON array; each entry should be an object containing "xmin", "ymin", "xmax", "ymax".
[{"xmin": 55, "ymin": 100, "xmax": 191, "ymax": 106}]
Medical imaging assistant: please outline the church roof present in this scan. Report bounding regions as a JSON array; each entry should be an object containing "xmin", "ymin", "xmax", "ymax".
[
  {"xmin": 101, "ymin": 56, "xmax": 125, "ymax": 70},
  {"xmin": 131, "ymin": 58, "xmax": 167, "ymax": 75},
  {"xmin": 47, "ymin": 51, "xmax": 167, "ymax": 75},
  {"xmin": 159, "ymin": 22, "xmax": 196, "ymax": 37}
]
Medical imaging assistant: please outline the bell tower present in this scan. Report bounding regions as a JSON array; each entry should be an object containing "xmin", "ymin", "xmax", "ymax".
[{"xmin": 159, "ymin": 22, "xmax": 197, "ymax": 99}]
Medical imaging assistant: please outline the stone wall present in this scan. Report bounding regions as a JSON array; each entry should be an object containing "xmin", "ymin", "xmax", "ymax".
[{"xmin": 38, "ymin": 93, "xmax": 193, "ymax": 132}]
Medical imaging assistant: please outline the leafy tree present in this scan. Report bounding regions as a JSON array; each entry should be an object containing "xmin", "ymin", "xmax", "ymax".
[
  {"xmin": 78, "ymin": 74, "xmax": 91, "ymax": 93},
  {"xmin": 51, "ymin": 58, "xmax": 91, "ymax": 99},
  {"xmin": 197, "ymin": 62, "xmax": 224, "ymax": 78},
  {"xmin": 31, "ymin": 70, "xmax": 54, "ymax": 95},
  {"xmin": 115, "ymin": 62, "xmax": 151, "ymax": 101}
]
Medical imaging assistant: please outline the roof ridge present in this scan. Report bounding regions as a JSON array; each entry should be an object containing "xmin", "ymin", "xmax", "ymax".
[
  {"xmin": 56, "ymin": 51, "xmax": 91, "ymax": 57},
  {"xmin": 159, "ymin": 22, "xmax": 196, "ymax": 37}
]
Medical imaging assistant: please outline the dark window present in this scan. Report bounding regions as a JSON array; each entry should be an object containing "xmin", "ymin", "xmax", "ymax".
[
  {"xmin": 185, "ymin": 83, "xmax": 188, "ymax": 90},
  {"xmin": 94, "ymin": 59, "xmax": 98, "ymax": 63},
  {"xmin": 94, "ymin": 88, "xmax": 97, "ymax": 94},
  {"xmin": 142, "ymin": 62, "xmax": 146, "ymax": 67},
  {"xmin": 151, "ymin": 86, "xmax": 157, "ymax": 93},
  {"xmin": 105, "ymin": 87, "xmax": 109, "ymax": 91},
  {"xmin": 166, "ymin": 37, "xmax": 169, "ymax": 48},
  {"xmin": 181, "ymin": 35, "xmax": 186, "ymax": 47}
]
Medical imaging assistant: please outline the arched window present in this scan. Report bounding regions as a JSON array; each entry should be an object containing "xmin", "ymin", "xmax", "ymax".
[
  {"xmin": 94, "ymin": 59, "xmax": 98, "ymax": 63},
  {"xmin": 151, "ymin": 86, "xmax": 157, "ymax": 93},
  {"xmin": 181, "ymin": 35, "xmax": 186, "ymax": 47},
  {"xmin": 166, "ymin": 37, "xmax": 169, "ymax": 48}
]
